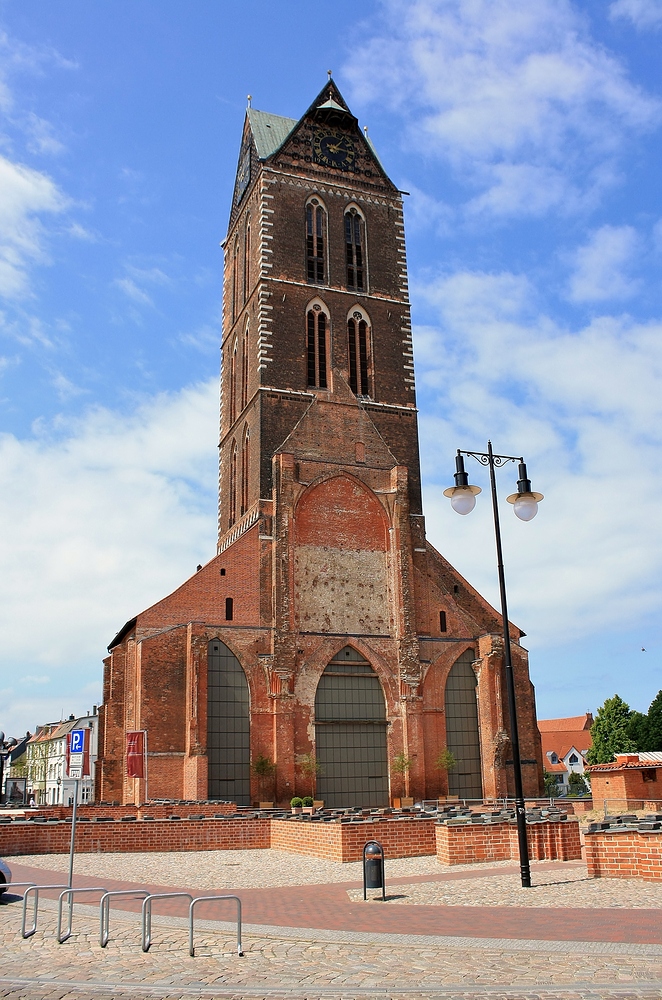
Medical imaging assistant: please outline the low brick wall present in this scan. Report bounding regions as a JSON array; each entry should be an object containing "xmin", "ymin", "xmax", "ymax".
[
  {"xmin": 585, "ymin": 829, "xmax": 662, "ymax": 880},
  {"xmin": 20, "ymin": 802, "xmax": 237, "ymax": 823},
  {"xmin": 271, "ymin": 816, "xmax": 436, "ymax": 862},
  {"xmin": 0, "ymin": 816, "xmax": 268, "ymax": 858},
  {"xmin": 436, "ymin": 819, "xmax": 582, "ymax": 866}
]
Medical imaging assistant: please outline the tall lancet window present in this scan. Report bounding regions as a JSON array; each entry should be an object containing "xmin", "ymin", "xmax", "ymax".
[
  {"xmin": 307, "ymin": 303, "xmax": 328, "ymax": 389},
  {"xmin": 229, "ymin": 440, "xmax": 238, "ymax": 527},
  {"xmin": 240, "ymin": 426, "xmax": 249, "ymax": 516},
  {"xmin": 345, "ymin": 207, "xmax": 365, "ymax": 291},
  {"xmin": 347, "ymin": 309, "xmax": 371, "ymax": 396},
  {"xmin": 241, "ymin": 322, "xmax": 249, "ymax": 411},
  {"xmin": 306, "ymin": 198, "xmax": 326, "ymax": 284},
  {"xmin": 243, "ymin": 222, "xmax": 250, "ymax": 302},
  {"xmin": 232, "ymin": 236, "xmax": 240, "ymax": 321},
  {"xmin": 229, "ymin": 340, "xmax": 238, "ymax": 425}
]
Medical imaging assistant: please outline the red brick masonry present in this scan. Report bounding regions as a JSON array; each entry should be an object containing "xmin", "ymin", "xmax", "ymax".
[
  {"xmin": 436, "ymin": 819, "xmax": 582, "ymax": 865},
  {"xmin": 0, "ymin": 814, "xmax": 581, "ymax": 864},
  {"xmin": 585, "ymin": 828, "xmax": 662, "ymax": 880}
]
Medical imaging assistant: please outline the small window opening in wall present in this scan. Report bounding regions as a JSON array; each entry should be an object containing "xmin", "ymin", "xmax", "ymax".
[
  {"xmin": 453, "ymin": 585, "xmax": 459, "ymax": 594},
  {"xmin": 643, "ymin": 768, "xmax": 657, "ymax": 782},
  {"xmin": 568, "ymin": 753, "xmax": 578, "ymax": 765},
  {"xmin": 225, "ymin": 597, "xmax": 234, "ymax": 621},
  {"xmin": 439, "ymin": 610, "xmax": 447, "ymax": 632},
  {"xmin": 220, "ymin": 567, "xmax": 226, "ymax": 576}
]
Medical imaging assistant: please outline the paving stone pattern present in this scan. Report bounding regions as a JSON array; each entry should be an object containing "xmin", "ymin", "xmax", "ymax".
[{"xmin": 3, "ymin": 851, "xmax": 662, "ymax": 999}]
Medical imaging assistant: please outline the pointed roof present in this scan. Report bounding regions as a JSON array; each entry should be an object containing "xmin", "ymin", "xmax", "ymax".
[{"xmin": 246, "ymin": 109, "xmax": 297, "ymax": 160}]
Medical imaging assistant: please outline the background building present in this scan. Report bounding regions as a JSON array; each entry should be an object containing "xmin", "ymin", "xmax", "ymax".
[
  {"xmin": 538, "ymin": 713, "xmax": 592, "ymax": 794},
  {"xmin": 97, "ymin": 81, "xmax": 543, "ymax": 808},
  {"xmin": 11, "ymin": 711, "xmax": 99, "ymax": 805}
]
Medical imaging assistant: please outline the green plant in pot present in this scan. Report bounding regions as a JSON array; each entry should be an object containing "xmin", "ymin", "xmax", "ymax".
[
  {"xmin": 290, "ymin": 796, "xmax": 303, "ymax": 814},
  {"xmin": 301, "ymin": 795, "xmax": 314, "ymax": 814},
  {"xmin": 251, "ymin": 753, "xmax": 276, "ymax": 806}
]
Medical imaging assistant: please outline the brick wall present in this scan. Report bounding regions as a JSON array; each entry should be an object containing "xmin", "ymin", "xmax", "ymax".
[
  {"xmin": 436, "ymin": 820, "xmax": 582, "ymax": 866},
  {"xmin": 585, "ymin": 829, "xmax": 662, "ymax": 880}
]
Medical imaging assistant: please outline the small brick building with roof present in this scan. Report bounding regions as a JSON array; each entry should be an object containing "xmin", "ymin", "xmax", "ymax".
[{"xmin": 96, "ymin": 81, "xmax": 544, "ymax": 809}]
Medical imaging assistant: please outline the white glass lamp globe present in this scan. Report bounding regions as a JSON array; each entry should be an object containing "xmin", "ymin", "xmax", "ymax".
[
  {"xmin": 449, "ymin": 486, "xmax": 478, "ymax": 515},
  {"xmin": 507, "ymin": 490, "xmax": 544, "ymax": 521}
]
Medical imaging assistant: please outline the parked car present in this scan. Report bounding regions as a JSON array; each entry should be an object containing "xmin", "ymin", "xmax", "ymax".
[{"xmin": 0, "ymin": 857, "xmax": 12, "ymax": 894}]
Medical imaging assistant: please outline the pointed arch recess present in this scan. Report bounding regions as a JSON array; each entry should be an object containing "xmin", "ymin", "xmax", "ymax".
[
  {"xmin": 305, "ymin": 194, "xmax": 328, "ymax": 285},
  {"xmin": 445, "ymin": 649, "xmax": 483, "ymax": 800},
  {"xmin": 207, "ymin": 639, "xmax": 250, "ymax": 804},
  {"xmin": 305, "ymin": 297, "xmax": 330, "ymax": 390},
  {"xmin": 346, "ymin": 304, "xmax": 372, "ymax": 397}
]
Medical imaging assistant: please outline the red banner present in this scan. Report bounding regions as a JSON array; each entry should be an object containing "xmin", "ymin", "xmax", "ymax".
[{"xmin": 126, "ymin": 730, "xmax": 146, "ymax": 778}]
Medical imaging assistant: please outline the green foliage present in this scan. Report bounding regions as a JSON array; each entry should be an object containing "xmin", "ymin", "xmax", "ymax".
[
  {"xmin": 628, "ymin": 710, "xmax": 649, "ymax": 750},
  {"xmin": 290, "ymin": 797, "xmax": 303, "ymax": 808},
  {"xmin": 302, "ymin": 796, "xmax": 314, "ymax": 807},
  {"xmin": 434, "ymin": 748, "xmax": 457, "ymax": 772},
  {"xmin": 567, "ymin": 771, "xmax": 589, "ymax": 796},
  {"xmin": 543, "ymin": 770, "xmax": 562, "ymax": 797},
  {"xmin": 391, "ymin": 752, "xmax": 413, "ymax": 775},
  {"xmin": 646, "ymin": 690, "xmax": 662, "ymax": 752},
  {"xmin": 296, "ymin": 752, "xmax": 321, "ymax": 796},
  {"xmin": 586, "ymin": 694, "xmax": 637, "ymax": 765},
  {"xmin": 251, "ymin": 754, "xmax": 276, "ymax": 777}
]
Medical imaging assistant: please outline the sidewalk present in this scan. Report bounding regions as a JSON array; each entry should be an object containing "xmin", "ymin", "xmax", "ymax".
[{"xmin": 2, "ymin": 852, "xmax": 662, "ymax": 999}]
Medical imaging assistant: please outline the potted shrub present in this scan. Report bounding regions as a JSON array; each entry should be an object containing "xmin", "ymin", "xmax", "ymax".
[
  {"xmin": 434, "ymin": 747, "xmax": 457, "ymax": 802},
  {"xmin": 290, "ymin": 796, "xmax": 303, "ymax": 814},
  {"xmin": 296, "ymin": 752, "xmax": 321, "ymax": 799},
  {"xmin": 301, "ymin": 795, "xmax": 314, "ymax": 815}
]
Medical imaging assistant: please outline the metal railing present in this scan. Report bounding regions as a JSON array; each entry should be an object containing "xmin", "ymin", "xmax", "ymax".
[
  {"xmin": 189, "ymin": 894, "xmax": 243, "ymax": 957},
  {"xmin": 99, "ymin": 889, "xmax": 150, "ymax": 948},
  {"xmin": 21, "ymin": 884, "xmax": 71, "ymax": 938},
  {"xmin": 57, "ymin": 887, "xmax": 108, "ymax": 943},
  {"xmin": 140, "ymin": 891, "xmax": 243, "ymax": 956}
]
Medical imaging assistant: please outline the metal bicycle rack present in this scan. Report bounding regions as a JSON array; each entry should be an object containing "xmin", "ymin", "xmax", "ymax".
[
  {"xmin": 21, "ymin": 884, "xmax": 72, "ymax": 939},
  {"xmin": 57, "ymin": 887, "xmax": 109, "ymax": 944},
  {"xmin": 99, "ymin": 889, "xmax": 150, "ymax": 948},
  {"xmin": 141, "ymin": 892, "xmax": 194, "ymax": 952},
  {"xmin": 188, "ymin": 894, "xmax": 243, "ymax": 957},
  {"xmin": 141, "ymin": 891, "xmax": 244, "ymax": 956}
]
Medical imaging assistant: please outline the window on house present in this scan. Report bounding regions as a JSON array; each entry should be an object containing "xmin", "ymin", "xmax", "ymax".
[
  {"xmin": 229, "ymin": 440, "xmax": 238, "ymax": 527},
  {"xmin": 306, "ymin": 199, "xmax": 325, "ymax": 284},
  {"xmin": 225, "ymin": 597, "xmax": 234, "ymax": 621},
  {"xmin": 241, "ymin": 323, "xmax": 249, "ymax": 411},
  {"xmin": 345, "ymin": 208, "xmax": 365, "ymax": 291},
  {"xmin": 550, "ymin": 753, "xmax": 558, "ymax": 764},
  {"xmin": 643, "ymin": 768, "xmax": 657, "ymax": 782},
  {"xmin": 241, "ymin": 427, "xmax": 249, "ymax": 516},
  {"xmin": 439, "ymin": 611, "xmax": 447, "ymax": 633},
  {"xmin": 307, "ymin": 304, "xmax": 328, "ymax": 389},
  {"xmin": 347, "ymin": 311, "xmax": 370, "ymax": 396},
  {"xmin": 568, "ymin": 753, "xmax": 578, "ymax": 765}
]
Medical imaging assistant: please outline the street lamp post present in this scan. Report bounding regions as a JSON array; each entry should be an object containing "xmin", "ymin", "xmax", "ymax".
[
  {"xmin": 444, "ymin": 441, "xmax": 543, "ymax": 889},
  {"xmin": 0, "ymin": 731, "xmax": 18, "ymax": 805}
]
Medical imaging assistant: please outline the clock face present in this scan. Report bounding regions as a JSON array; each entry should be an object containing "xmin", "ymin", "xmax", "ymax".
[
  {"xmin": 235, "ymin": 148, "xmax": 251, "ymax": 203},
  {"xmin": 312, "ymin": 130, "xmax": 356, "ymax": 170}
]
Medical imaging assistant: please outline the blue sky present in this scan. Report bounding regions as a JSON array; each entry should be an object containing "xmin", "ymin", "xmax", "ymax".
[{"xmin": 1, "ymin": 0, "xmax": 662, "ymax": 737}]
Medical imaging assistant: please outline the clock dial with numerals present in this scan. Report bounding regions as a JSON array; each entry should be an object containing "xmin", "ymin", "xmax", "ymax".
[{"xmin": 312, "ymin": 130, "xmax": 356, "ymax": 170}]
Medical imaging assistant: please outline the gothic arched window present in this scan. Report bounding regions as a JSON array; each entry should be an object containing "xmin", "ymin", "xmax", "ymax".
[
  {"xmin": 344, "ymin": 206, "xmax": 365, "ymax": 291},
  {"xmin": 229, "ymin": 339, "xmax": 238, "ymax": 425},
  {"xmin": 306, "ymin": 198, "xmax": 326, "ymax": 284},
  {"xmin": 240, "ymin": 426, "xmax": 249, "ymax": 516},
  {"xmin": 232, "ymin": 236, "xmax": 240, "ymax": 322},
  {"xmin": 347, "ymin": 308, "xmax": 371, "ymax": 396},
  {"xmin": 207, "ymin": 640, "xmax": 250, "ymax": 804},
  {"xmin": 243, "ymin": 222, "xmax": 251, "ymax": 303},
  {"xmin": 241, "ymin": 322, "xmax": 249, "ymax": 411},
  {"xmin": 229, "ymin": 439, "xmax": 238, "ymax": 527},
  {"xmin": 307, "ymin": 302, "xmax": 329, "ymax": 389}
]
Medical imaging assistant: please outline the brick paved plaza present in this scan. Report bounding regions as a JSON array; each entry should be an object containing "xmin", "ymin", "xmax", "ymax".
[{"xmin": 2, "ymin": 851, "xmax": 662, "ymax": 999}]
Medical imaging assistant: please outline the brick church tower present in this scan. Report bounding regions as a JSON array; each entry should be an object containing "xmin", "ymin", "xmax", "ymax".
[{"xmin": 97, "ymin": 81, "xmax": 543, "ymax": 807}]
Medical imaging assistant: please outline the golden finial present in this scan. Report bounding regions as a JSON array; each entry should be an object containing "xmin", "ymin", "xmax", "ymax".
[
  {"xmin": 327, "ymin": 69, "xmax": 333, "ymax": 79},
  {"xmin": 247, "ymin": 94, "xmax": 252, "ymax": 108},
  {"xmin": 363, "ymin": 125, "xmax": 369, "ymax": 137}
]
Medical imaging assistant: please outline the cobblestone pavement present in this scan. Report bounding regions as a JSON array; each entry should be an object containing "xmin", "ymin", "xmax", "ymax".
[
  {"xmin": 348, "ymin": 864, "xmax": 662, "ymax": 908},
  {"xmin": 3, "ymin": 852, "xmax": 662, "ymax": 999}
]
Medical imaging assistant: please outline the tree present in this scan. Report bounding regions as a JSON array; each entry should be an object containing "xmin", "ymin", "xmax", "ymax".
[
  {"xmin": 251, "ymin": 754, "xmax": 276, "ymax": 800},
  {"xmin": 391, "ymin": 752, "xmax": 413, "ymax": 797},
  {"xmin": 646, "ymin": 690, "xmax": 662, "ymax": 752},
  {"xmin": 586, "ymin": 694, "xmax": 637, "ymax": 765},
  {"xmin": 567, "ymin": 771, "xmax": 589, "ymax": 796},
  {"xmin": 543, "ymin": 770, "xmax": 562, "ymax": 797},
  {"xmin": 434, "ymin": 748, "xmax": 457, "ymax": 773},
  {"xmin": 627, "ymin": 710, "xmax": 649, "ymax": 751},
  {"xmin": 296, "ymin": 752, "xmax": 321, "ymax": 798}
]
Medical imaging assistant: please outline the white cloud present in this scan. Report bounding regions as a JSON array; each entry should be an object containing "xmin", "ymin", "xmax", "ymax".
[
  {"xmin": 414, "ymin": 269, "xmax": 662, "ymax": 650},
  {"xmin": 114, "ymin": 276, "xmax": 154, "ymax": 307},
  {"xmin": 0, "ymin": 379, "xmax": 219, "ymax": 736},
  {"xmin": 346, "ymin": 0, "xmax": 659, "ymax": 216},
  {"xmin": 567, "ymin": 224, "xmax": 639, "ymax": 302},
  {"xmin": 610, "ymin": 0, "xmax": 662, "ymax": 27},
  {"xmin": 0, "ymin": 154, "xmax": 68, "ymax": 298}
]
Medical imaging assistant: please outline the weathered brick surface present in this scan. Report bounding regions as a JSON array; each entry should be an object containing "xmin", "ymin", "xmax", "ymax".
[
  {"xmin": 436, "ymin": 820, "xmax": 582, "ymax": 866},
  {"xmin": 97, "ymin": 80, "xmax": 543, "ymax": 809},
  {"xmin": 585, "ymin": 829, "xmax": 662, "ymax": 880}
]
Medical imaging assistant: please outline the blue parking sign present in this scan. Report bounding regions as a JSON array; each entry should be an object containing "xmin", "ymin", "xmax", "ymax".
[{"xmin": 70, "ymin": 729, "xmax": 85, "ymax": 754}]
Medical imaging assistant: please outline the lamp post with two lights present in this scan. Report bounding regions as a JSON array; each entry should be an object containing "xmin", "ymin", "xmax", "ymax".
[{"xmin": 444, "ymin": 441, "xmax": 543, "ymax": 888}]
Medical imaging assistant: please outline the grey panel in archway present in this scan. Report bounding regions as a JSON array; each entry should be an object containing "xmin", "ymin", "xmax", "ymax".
[
  {"xmin": 315, "ymin": 648, "xmax": 388, "ymax": 808},
  {"xmin": 445, "ymin": 650, "xmax": 483, "ymax": 800},
  {"xmin": 207, "ymin": 640, "xmax": 250, "ymax": 805}
]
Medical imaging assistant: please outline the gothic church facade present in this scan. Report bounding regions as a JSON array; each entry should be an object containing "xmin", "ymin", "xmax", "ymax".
[{"xmin": 97, "ymin": 82, "xmax": 543, "ymax": 807}]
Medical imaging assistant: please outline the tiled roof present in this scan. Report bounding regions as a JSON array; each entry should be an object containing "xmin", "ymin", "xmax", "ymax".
[
  {"xmin": 545, "ymin": 762, "xmax": 567, "ymax": 773},
  {"xmin": 538, "ymin": 714, "xmax": 593, "ymax": 732},
  {"xmin": 247, "ymin": 109, "xmax": 297, "ymax": 160},
  {"xmin": 540, "ymin": 733, "xmax": 591, "ymax": 761},
  {"xmin": 587, "ymin": 753, "xmax": 662, "ymax": 772}
]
